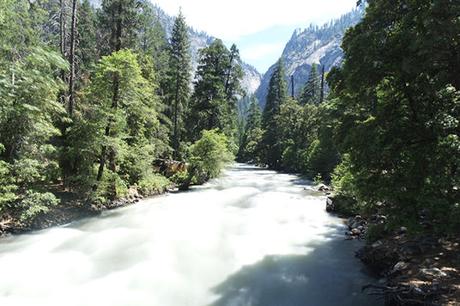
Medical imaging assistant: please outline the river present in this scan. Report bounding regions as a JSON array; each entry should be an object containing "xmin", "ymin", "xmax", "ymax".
[{"xmin": 0, "ymin": 164, "xmax": 380, "ymax": 306}]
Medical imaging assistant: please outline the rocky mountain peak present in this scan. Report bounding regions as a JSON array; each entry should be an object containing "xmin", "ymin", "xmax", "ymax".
[{"xmin": 255, "ymin": 7, "xmax": 364, "ymax": 107}]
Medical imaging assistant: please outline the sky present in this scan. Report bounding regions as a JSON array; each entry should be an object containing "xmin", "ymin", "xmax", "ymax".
[{"xmin": 152, "ymin": 0, "xmax": 358, "ymax": 73}]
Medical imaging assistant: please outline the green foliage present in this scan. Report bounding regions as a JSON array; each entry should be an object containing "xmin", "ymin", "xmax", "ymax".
[
  {"xmin": 170, "ymin": 170, "xmax": 190, "ymax": 189},
  {"xmin": 260, "ymin": 59, "xmax": 288, "ymax": 169},
  {"xmin": 189, "ymin": 130, "xmax": 234, "ymax": 184},
  {"xmin": 94, "ymin": 170, "xmax": 129, "ymax": 204},
  {"xmin": 99, "ymin": 0, "xmax": 142, "ymax": 54},
  {"xmin": 300, "ymin": 64, "xmax": 321, "ymax": 105},
  {"xmin": 77, "ymin": 0, "xmax": 98, "ymax": 70},
  {"xmin": 80, "ymin": 49, "xmax": 168, "ymax": 198},
  {"xmin": 365, "ymin": 223, "xmax": 387, "ymax": 244},
  {"xmin": 186, "ymin": 40, "xmax": 243, "ymax": 143},
  {"xmin": 238, "ymin": 97, "xmax": 263, "ymax": 162},
  {"xmin": 0, "ymin": 161, "xmax": 18, "ymax": 210},
  {"xmin": 0, "ymin": 48, "xmax": 68, "ymax": 161},
  {"xmin": 138, "ymin": 173, "xmax": 171, "ymax": 196},
  {"xmin": 328, "ymin": 0, "xmax": 460, "ymax": 232},
  {"xmin": 331, "ymin": 154, "xmax": 356, "ymax": 198},
  {"xmin": 163, "ymin": 11, "xmax": 191, "ymax": 159},
  {"xmin": 19, "ymin": 191, "xmax": 60, "ymax": 223}
]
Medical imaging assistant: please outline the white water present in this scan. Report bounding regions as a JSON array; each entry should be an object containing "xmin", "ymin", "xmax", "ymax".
[{"xmin": 0, "ymin": 164, "xmax": 380, "ymax": 306}]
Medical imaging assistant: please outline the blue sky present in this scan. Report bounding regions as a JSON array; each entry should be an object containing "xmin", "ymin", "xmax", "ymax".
[{"xmin": 153, "ymin": 0, "xmax": 357, "ymax": 73}]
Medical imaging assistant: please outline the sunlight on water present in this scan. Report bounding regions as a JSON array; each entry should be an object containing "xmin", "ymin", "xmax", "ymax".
[{"xmin": 0, "ymin": 164, "xmax": 380, "ymax": 306}]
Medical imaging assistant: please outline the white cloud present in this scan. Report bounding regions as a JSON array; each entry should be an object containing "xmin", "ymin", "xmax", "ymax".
[{"xmin": 152, "ymin": 0, "xmax": 357, "ymax": 41}]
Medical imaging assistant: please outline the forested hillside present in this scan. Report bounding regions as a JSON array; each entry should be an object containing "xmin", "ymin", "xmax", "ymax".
[
  {"xmin": 255, "ymin": 7, "xmax": 363, "ymax": 107},
  {"xmin": 0, "ymin": 0, "xmax": 239, "ymax": 229},
  {"xmin": 90, "ymin": 0, "xmax": 263, "ymax": 94},
  {"xmin": 240, "ymin": 0, "xmax": 460, "ymax": 235}
]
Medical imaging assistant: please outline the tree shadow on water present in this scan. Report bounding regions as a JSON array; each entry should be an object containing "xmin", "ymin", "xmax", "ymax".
[{"xmin": 209, "ymin": 234, "xmax": 383, "ymax": 306}]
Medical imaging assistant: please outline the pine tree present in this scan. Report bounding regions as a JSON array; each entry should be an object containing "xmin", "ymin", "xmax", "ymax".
[
  {"xmin": 261, "ymin": 59, "xmax": 288, "ymax": 168},
  {"xmin": 136, "ymin": 0, "xmax": 168, "ymax": 80},
  {"xmin": 68, "ymin": 0, "xmax": 78, "ymax": 116},
  {"xmin": 164, "ymin": 11, "xmax": 191, "ymax": 160},
  {"xmin": 238, "ymin": 96, "xmax": 263, "ymax": 162},
  {"xmin": 99, "ymin": 0, "xmax": 141, "ymax": 54},
  {"xmin": 86, "ymin": 50, "xmax": 165, "ymax": 199},
  {"xmin": 77, "ymin": 0, "xmax": 98, "ymax": 71},
  {"xmin": 96, "ymin": 0, "xmax": 141, "ymax": 189},
  {"xmin": 300, "ymin": 63, "xmax": 321, "ymax": 105},
  {"xmin": 186, "ymin": 39, "xmax": 242, "ymax": 142}
]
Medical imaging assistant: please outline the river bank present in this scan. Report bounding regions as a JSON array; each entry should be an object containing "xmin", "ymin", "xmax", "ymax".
[
  {"xmin": 325, "ymin": 192, "xmax": 460, "ymax": 305},
  {"xmin": 0, "ymin": 185, "xmax": 168, "ymax": 237}
]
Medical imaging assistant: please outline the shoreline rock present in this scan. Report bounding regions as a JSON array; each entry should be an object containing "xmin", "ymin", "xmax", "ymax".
[{"xmin": 324, "ymin": 197, "xmax": 460, "ymax": 305}]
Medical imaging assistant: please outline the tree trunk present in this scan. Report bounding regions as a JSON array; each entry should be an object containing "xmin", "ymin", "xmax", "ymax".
[
  {"xmin": 320, "ymin": 66, "xmax": 325, "ymax": 104},
  {"xmin": 60, "ymin": 0, "xmax": 67, "ymax": 104},
  {"xmin": 96, "ymin": 2, "xmax": 123, "ymax": 196},
  {"xmin": 172, "ymin": 70, "xmax": 180, "ymax": 159},
  {"xmin": 68, "ymin": 0, "xmax": 77, "ymax": 116}
]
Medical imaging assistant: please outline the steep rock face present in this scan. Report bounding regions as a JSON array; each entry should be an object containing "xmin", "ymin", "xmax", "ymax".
[
  {"xmin": 87, "ymin": 0, "xmax": 261, "ymax": 94},
  {"xmin": 255, "ymin": 7, "xmax": 364, "ymax": 107}
]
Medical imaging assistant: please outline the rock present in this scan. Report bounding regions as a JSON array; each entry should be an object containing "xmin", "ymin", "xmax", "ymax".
[
  {"xmin": 317, "ymin": 184, "xmax": 330, "ymax": 192},
  {"xmin": 326, "ymin": 197, "xmax": 335, "ymax": 212},
  {"xmin": 398, "ymin": 226, "xmax": 408, "ymax": 235},
  {"xmin": 420, "ymin": 268, "xmax": 447, "ymax": 279},
  {"xmin": 372, "ymin": 240, "xmax": 384, "ymax": 248},
  {"xmin": 351, "ymin": 228, "xmax": 361, "ymax": 236},
  {"xmin": 401, "ymin": 241, "xmax": 422, "ymax": 256},
  {"xmin": 390, "ymin": 261, "xmax": 409, "ymax": 274},
  {"xmin": 128, "ymin": 187, "xmax": 140, "ymax": 199}
]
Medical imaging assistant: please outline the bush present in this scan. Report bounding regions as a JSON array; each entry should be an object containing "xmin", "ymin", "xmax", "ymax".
[
  {"xmin": 19, "ymin": 191, "xmax": 60, "ymax": 223},
  {"xmin": 281, "ymin": 144, "xmax": 301, "ymax": 172},
  {"xmin": 138, "ymin": 173, "xmax": 170, "ymax": 196},
  {"xmin": 170, "ymin": 170, "xmax": 191, "ymax": 190},
  {"xmin": 0, "ymin": 160, "xmax": 18, "ymax": 211},
  {"xmin": 303, "ymin": 137, "xmax": 339, "ymax": 181},
  {"xmin": 331, "ymin": 154, "xmax": 356, "ymax": 197},
  {"xmin": 94, "ymin": 170, "xmax": 128, "ymax": 203},
  {"xmin": 189, "ymin": 129, "xmax": 234, "ymax": 184},
  {"xmin": 365, "ymin": 223, "xmax": 387, "ymax": 243}
]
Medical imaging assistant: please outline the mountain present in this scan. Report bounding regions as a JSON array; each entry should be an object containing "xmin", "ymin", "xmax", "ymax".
[
  {"xmin": 88, "ymin": 0, "xmax": 262, "ymax": 95},
  {"xmin": 255, "ymin": 7, "xmax": 364, "ymax": 107}
]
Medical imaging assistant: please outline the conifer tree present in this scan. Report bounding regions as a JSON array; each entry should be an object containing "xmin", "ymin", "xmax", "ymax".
[
  {"xmin": 186, "ymin": 39, "xmax": 242, "ymax": 142},
  {"xmin": 164, "ymin": 11, "xmax": 191, "ymax": 159},
  {"xmin": 238, "ymin": 96, "xmax": 263, "ymax": 162},
  {"xmin": 96, "ymin": 0, "xmax": 141, "ymax": 189},
  {"xmin": 261, "ymin": 59, "xmax": 288, "ymax": 168},
  {"xmin": 77, "ymin": 0, "xmax": 98, "ymax": 71},
  {"xmin": 99, "ymin": 0, "xmax": 141, "ymax": 54},
  {"xmin": 300, "ymin": 64, "xmax": 320, "ymax": 105},
  {"xmin": 137, "ymin": 0, "xmax": 168, "ymax": 80}
]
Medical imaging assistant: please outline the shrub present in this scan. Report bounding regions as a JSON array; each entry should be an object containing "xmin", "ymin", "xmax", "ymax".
[
  {"xmin": 189, "ymin": 129, "xmax": 234, "ymax": 184},
  {"xmin": 0, "ymin": 160, "xmax": 17, "ymax": 211},
  {"xmin": 170, "ymin": 170, "xmax": 191, "ymax": 190},
  {"xmin": 19, "ymin": 191, "xmax": 60, "ymax": 223},
  {"xmin": 94, "ymin": 170, "xmax": 128, "ymax": 203},
  {"xmin": 365, "ymin": 223, "xmax": 387, "ymax": 243},
  {"xmin": 138, "ymin": 173, "xmax": 170, "ymax": 196},
  {"xmin": 331, "ymin": 154, "xmax": 356, "ymax": 197}
]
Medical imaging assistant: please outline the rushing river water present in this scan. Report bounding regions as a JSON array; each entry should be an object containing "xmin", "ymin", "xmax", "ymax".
[{"xmin": 0, "ymin": 164, "xmax": 381, "ymax": 306}]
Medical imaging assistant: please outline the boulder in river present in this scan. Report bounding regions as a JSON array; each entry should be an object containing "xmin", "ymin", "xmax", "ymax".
[{"xmin": 317, "ymin": 184, "xmax": 330, "ymax": 192}]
